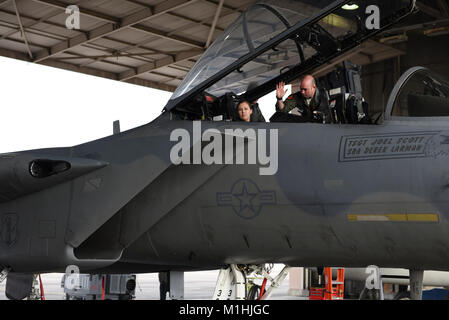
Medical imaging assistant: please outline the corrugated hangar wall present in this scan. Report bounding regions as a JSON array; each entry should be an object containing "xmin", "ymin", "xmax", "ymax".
[{"xmin": 361, "ymin": 33, "xmax": 449, "ymax": 115}]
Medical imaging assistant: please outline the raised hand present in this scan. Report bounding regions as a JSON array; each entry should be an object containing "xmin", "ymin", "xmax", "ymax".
[{"xmin": 276, "ymin": 82, "xmax": 288, "ymax": 100}]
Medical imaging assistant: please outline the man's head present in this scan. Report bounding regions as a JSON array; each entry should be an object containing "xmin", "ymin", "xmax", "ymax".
[{"xmin": 300, "ymin": 75, "xmax": 317, "ymax": 99}]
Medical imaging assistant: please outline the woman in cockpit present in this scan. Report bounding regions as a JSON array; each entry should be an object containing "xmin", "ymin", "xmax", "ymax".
[{"xmin": 237, "ymin": 100, "xmax": 253, "ymax": 122}]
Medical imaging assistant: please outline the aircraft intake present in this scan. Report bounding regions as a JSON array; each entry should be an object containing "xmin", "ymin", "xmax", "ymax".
[
  {"xmin": 29, "ymin": 159, "xmax": 71, "ymax": 178},
  {"xmin": 0, "ymin": 152, "xmax": 108, "ymax": 203}
]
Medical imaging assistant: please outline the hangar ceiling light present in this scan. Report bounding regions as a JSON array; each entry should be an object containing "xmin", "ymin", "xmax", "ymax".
[{"xmin": 342, "ymin": 3, "xmax": 359, "ymax": 10}]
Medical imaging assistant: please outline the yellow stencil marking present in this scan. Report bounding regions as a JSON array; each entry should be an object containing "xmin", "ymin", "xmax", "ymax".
[{"xmin": 347, "ymin": 213, "xmax": 439, "ymax": 222}]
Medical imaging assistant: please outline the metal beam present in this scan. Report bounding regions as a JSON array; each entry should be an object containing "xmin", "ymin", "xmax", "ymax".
[
  {"xmin": 123, "ymin": 0, "xmax": 225, "ymax": 36},
  {"xmin": 203, "ymin": 0, "xmax": 247, "ymax": 14},
  {"xmin": 0, "ymin": 32, "xmax": 48, "ymax": 50},
  {"xmin": 0, "ymin": 0, "xmax": 257, "ymax": 93},
  {"xmin": 313, "ymin": 40, "xmax": 404, "ymax": 78},
  {"xmin": 125, "ymin": 77, "xmax": 177, "ymax": 92},
  {"xmin": 0, "ymin": 45, "xmax": 177, "ymax": 93},
  {"xmin": 166, "ymin": 12, "xmax": 225, "ymax": 34},
  {"xmin": 437, "ymin": 0, "xmax": 449, "ymax": 16},
  {"xmin": 62, "ymin": 50, "xmax": 134, "ymax": 69},
  {"xmin": 205, "ymin": 0, "xmax": 224, "ymax": 48},
  {"xmin": 12, "ymin": 0, "xmax": 33, "ymax": 58},
  {"xmin": 0, "ymin": 0, "xmax": 11, "ymax": 9},
  {"xmin": 168, "ymin": 64, "xmax": 191, "ymax": 73},
  {"xmin": 119, "ymin": 50, "xmax": 203, "ymax": 81},
  {"xmin": 1, "ymin": 32, "xmax": 146, "ymax": 68},
  {"xmin": 417, "ymin": 1, "xmax": 445, "ymax": 18},
  {"xmin": 88, "ymin": 36, "xmax": 169, "ymax": 65},
  {"xmin": 152, "ymin": 0, "xmax": 200, "ymax": 15},
  {"xmin": 0, "ymin": 8, "xmax": 62, "ymax": 41},
  {"xmin": 40, "ymin": 58, "xmax": 118, "ymax": 80},
  {"xmin": 30, "ymin": 0, "xmax": 118, "ymax": 23},
  {"xmin": 55, "ymin": 52, "xmax": 160, "ymax": 61},
  {"xmin": 102, "ymin": 36, "xmax": 171, "ymax": 58},
  {"xmin": 41, "ymin": 57, "xmax": 177, "ymax": 92},
  {"xmin": 32, "ymin": 6, "xmax": 151, "ymax": 62},
  {"xmin": 33, "ymin": 0, "xmax": 200, "ymax": 23},
  {"xmin": 57, "ymin": 50, "xmax": 184, "ymax": 86},
  {"xmin": 379, "ymin": 17, "xmax": 449, "ymax": 35},
  {"xmin": 0, "ymin": 8, "xmax": 72, "ymax": 40},
  {"xmin": 0, "ymin": 46, "xmax": 31, "ymax": 62},
  {"xmin": 0, "ymin": 18, "xmax": 163, "ymax": 69},
  {"xmin": 167, "ymin": 2, "xmax": 247, "ymax": 38},
  {"xmin": 33, "ymin": 23, "xmax": 112, "ymax": 62},
  {"xmin": 130, "ymin": 24, "xmax": 205, "ymax": 48},
  {"xmin": 0, "ymin": 8, "xmax": 173, "ymax": 67},
  {"xmin": 0, "ymin": 47, "xmax": 117, "ymax": 80},
  {"xmin": 78, "ymin": 29, "xmax": 201, "ymax": 68},
  {"xmin": 32, "ymin": 0, "xmax": 202, "ymax": 62},
  {"xmin": 358, "ymin": 51, "xmax": 374, "ymax": 63},
  {"xmin": 312, "ymin": 47, "xmax": 362, "ymax": 78}
]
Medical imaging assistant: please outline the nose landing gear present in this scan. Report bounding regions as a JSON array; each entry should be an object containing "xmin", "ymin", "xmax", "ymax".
[{"xmin": 212, "ymin": 264, "xmax": 290, "ymax": 300}]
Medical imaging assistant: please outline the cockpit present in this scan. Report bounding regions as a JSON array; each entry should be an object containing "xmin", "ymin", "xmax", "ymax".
[
  {"xmin": 387, "ymin": 68, "xmax": 449, "ymax": 119},
  {"xmin": 163, "ymin": 0, "xmax": 416, "ymax": 123}
]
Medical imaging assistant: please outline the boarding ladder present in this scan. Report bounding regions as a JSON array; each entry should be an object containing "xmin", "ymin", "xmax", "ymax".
[{"xmin": 324, "ymin": 267, "xmax": 345, "ymax": 300}]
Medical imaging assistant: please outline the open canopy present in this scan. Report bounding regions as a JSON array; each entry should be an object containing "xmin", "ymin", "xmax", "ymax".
[
  {"xmin": 165, "ymin": 0, "xmax": 416, "ymax": 115},
  {"xmin": 170, "ymin": 0, "xmax": 332, "ymax": 100},
  {"xmin": 386, "ymin": 67, "xmax": 449, "ymax": 119}
]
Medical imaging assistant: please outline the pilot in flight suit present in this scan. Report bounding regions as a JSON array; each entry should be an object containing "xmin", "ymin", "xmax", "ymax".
[{"xmin": 275, "ymin": 75, "xmax": 332, "ymax": 124}]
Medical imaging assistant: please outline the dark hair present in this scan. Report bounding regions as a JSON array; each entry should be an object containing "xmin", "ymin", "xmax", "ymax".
[{"xmin": 238, "ymin": 100, "xmax": 251, "ymax": 108}]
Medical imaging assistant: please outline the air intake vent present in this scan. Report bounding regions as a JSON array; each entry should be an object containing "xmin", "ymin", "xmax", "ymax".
[{"xmin": 29, "ymin": 159, "xmax": 71, "ymax": 178}]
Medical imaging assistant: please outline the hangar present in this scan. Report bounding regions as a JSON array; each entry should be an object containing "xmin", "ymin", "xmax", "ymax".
[
  {"xmin": 1, "ymin": 0, "xmax": 449, "ymax": 302},
  {"xmin": 1, "ymin": 0, "xmax": 448, "ymax": 95}
]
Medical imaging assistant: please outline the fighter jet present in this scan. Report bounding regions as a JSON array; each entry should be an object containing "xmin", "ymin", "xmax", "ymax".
[{"xmin": 2, "ymin": 0, "xmax": 445, "ymax": 300}]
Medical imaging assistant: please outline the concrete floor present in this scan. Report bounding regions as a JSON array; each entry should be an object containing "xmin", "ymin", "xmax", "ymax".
[{"xmin": 0, "ymin": 264, "xmax": 305, "ymax": 300}]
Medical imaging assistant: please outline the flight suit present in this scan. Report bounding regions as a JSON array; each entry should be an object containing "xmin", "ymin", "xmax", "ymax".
[
  {"xmin": 277, "ymin": 87, "xmax": 332, "ymax": 124},
  {"xmin": 250, "ymin": 103, "xmax": 266, "ymax": 122}
]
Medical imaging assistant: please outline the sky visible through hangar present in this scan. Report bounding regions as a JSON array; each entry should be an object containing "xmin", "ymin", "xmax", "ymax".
[{"xmin": 0, "ymin": 56, "xmax": 171, "ymax": 153}]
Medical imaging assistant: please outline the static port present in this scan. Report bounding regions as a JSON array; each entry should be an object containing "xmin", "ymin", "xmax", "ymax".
[{"xmin": 29, "ymin": 160, "xmax": 71, "ymax": 178}]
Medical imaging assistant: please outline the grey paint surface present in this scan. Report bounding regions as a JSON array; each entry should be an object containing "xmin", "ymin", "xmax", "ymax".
[{"xmin": 2, "ymin": 112, "xmax": 449, "ymax": 273}]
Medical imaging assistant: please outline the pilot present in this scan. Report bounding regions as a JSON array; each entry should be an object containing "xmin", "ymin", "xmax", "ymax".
[
  {"xmin": 275, "ymin": 75, "xmax": 332, "ymax": 123},
  {"xmin": 237, "ymin": 100, "xmax": 253, "ymax": 122}
]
